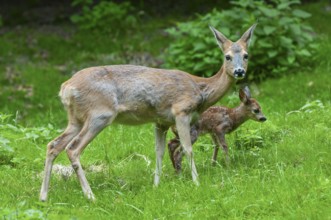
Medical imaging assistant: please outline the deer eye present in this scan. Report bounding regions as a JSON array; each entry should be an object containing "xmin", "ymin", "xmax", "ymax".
[
  {"xmin": 253, "ymin": 109, "xmax": 260, "ymax": 114},
  {"xmin": 243, "ymin": 54, "xmax": 249, "ymax": 60},
  {"xmin": 225, "ymin": 55, "xmax": 232, "ymax": 61}
]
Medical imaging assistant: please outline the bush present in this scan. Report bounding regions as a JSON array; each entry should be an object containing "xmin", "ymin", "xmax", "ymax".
[
  {"xmin": 70, "ymin": 0, "xmax": 137, "ymax": 33},
  {"xmin": 163, "ymin": 0, "xmax": 317, "ymax": 80}
]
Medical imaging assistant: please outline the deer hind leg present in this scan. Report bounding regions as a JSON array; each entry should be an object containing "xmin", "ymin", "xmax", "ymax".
[
  {"xmin": 40, "ymin": 121, "xmax": 82, "ymax": 201},
  {"xmin": 212, "ymin": 133, "xmax": 229, "ymax": 166},
  {"xmin": 167, "ymin": 134, "xmax": 182, "ymax": 173},
  {"xmin": 175, "ymin": 114, "xmax": 199, "ymax": 185},
  {"xmin": 65, "ymin": 111, "xmax": 116, "ymax": 201},
  {"xmin": 154, "ymin": 124, "xmax": 168, "ymax": 186},
  {"xmin": 211, "ymin": 134, "xmax": 220, "ymax": 166}
]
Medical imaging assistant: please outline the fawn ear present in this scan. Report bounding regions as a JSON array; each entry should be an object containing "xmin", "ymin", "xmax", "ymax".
[
  {"xmin": 238, "ymin": 23, "xmax": 257, "ymax": 47},
  {"xmin": 209, "ymin": 25, "xmax": 231, "ymax": 52},
  {"xmin": 239, "ymin": 86, "xmax": 251, "ymax": 104}
]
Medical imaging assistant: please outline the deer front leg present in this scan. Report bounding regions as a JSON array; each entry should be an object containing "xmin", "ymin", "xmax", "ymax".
[
  {"xmin": 170, "ymin": 126, "xmax": 199, "ymax": 173},
  {"xmin": 211, "ymin": 134, "xmax": 220, "ymax": 166},
  {"xmin": 175, "ymin": 114, "xmax": 199, "ymax": 185},
  {"xmin": 154, "ymin": 124, "xmax": 168, "ymax": 186}
]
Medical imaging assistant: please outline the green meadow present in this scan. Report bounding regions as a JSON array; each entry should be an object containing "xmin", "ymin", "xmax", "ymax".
[{"xmin": 0, "ymin": 1, "xmax": 330, "ymax": 219}]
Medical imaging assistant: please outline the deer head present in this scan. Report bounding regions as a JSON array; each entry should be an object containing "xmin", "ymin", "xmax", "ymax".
[
  {"xmin": 209, "ymin": 24, "xmax": 257, "ymax": 80},
  {"xmin": 239, "ymin": 86, "xmax": 267, "ymax": 122}
]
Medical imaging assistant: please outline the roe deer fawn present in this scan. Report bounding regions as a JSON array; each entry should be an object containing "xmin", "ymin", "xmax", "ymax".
[
  {"xmin": 40, "ymin": 24, "xmax": 256, "ymax": 201},
  {"xmin": 168, "ymin": 87, "xmax": 266, "ymax": 172}
]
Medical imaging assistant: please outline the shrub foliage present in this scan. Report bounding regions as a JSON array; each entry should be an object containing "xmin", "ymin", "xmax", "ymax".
[
  {"xmin": 163, "ymin": 0, "xmax": 317, "ymax": 80},
  {"xmin": 70, "ymin": 0, "xmax": 137, "ymax": 33}
]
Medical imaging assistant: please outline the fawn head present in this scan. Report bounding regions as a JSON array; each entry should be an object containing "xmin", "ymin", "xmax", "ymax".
[
  {"xmin": 210, "ymin": 24, "xmax": 257, "ymax": 80},
  {"xmin": 239, "ymin": 87, "xmax": 267, "ymax": 122}
]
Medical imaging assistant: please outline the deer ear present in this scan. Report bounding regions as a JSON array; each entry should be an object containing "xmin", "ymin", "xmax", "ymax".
[
  {"xmin": 243, "ymin": 86, "xmax": 251, "ymax": 99},
  {"xmin": 238, "ymin": 23, "xmax": 257, "ymax": 47},
  {"xmin": 209, "ymin": 25, "xmax": 231, "ymax": 51},
  {"xmin": 239, "ymin": 86, "xmax": 251, "ymax": 104}
]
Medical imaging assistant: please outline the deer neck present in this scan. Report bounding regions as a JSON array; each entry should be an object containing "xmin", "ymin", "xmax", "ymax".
[
  {"xmin": 195, "ymin": 66, "xmax": 235, "ymax": 111},
  {"xmin": 231, "ymin": 104, "xmax": 249, "ymax": 129}
]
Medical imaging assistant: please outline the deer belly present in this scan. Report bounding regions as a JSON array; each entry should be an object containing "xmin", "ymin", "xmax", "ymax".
[{"xmin": 114, "ymin": 105, "xmax": 174, "ymax": 125}]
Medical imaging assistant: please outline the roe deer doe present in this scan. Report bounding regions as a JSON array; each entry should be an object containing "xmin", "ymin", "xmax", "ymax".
[
  {"xmin": 168, "ymin": 87, "xmax": 266, "ymax": 172},
  {"xmin": 40, "ymin": 24, "xmax": 256, "ymax": 201}
]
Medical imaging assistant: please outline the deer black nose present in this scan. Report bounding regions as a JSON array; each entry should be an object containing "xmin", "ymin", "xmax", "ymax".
[
  {"xmin": 234, "ymin": 68, "xmax": 245, "ymax": 79},
  {"xmin": 259, "ymin": 117, "xmax": 267, "ymax": 122}
]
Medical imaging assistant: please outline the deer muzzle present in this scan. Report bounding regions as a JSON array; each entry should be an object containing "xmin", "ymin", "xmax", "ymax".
[
  {"xmin": 259, "ymin": 117, "xmax": 267, "ymax": 122},
  {"xmin": 234, "ymin": 68, "xmax": 245, "ymax": 79}
]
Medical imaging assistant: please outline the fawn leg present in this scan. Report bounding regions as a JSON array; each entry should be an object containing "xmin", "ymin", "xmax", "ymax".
[
  {"xmin": 40, "ymin": 122, "xmax": 82, "ymax": 201},
  {"xmin": 66, "ymin": 112, "xmax": 115, "ymax": 200},
  {"xmin": 175, "ymin": 115, "xmax": 199, "ymax": 185},
  {"xmin": 154, "ymin": 124, "xmax": 168, "ymax": 186},
  {"xmin": 167, "ymin": 137, "xmax": 182, "ymax": 172},
  {"xmin": 213, "ymin": 133, "xmax": 229, "ymax": 166},
  {"xmin": 211, "ymin": 134, "xmax": 220, "ymax": 166}
]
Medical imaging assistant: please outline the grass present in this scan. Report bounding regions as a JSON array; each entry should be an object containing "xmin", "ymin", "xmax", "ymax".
[
  {"xmin": 1, "ymin": 1, "xmax": 331, "ymax": 219},
  {"xmin": 1, "ymin": 93, "xmax": 331, "ymax": 219}
]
